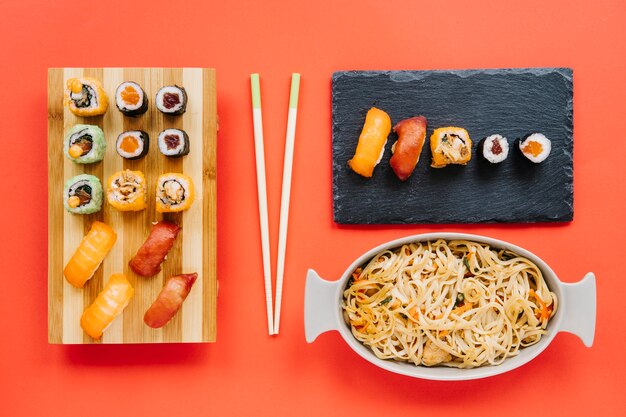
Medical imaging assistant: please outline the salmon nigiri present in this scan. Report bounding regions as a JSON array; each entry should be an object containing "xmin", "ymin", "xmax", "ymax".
[
  {"xmin": 348, "ymin": 107, "xmax": 391, "ymax": 177},
  {"xmin": 64, "ymin": 221, "xmax": 117, "ymax": 288},
  {"xmin": 80, "ymin": 273, "xmax": 134, "ymax": 339}
]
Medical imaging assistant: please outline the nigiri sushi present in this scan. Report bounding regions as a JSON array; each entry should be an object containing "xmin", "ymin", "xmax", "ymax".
[
  {"xmin": 430, "ymin": 127, "xmax": 472, "ymax": 168},
  {"xmin": 390, "ymin": 116, "xmax": 427, "ymax": 181},
  {"xmin": 348, "ymin": 107, "xmax": 391, "ymax": 177},
  {"xmin": 129, "ymin": 221, "xmax": 181, "ymax": 277},
  {"xmin": 80, "ymin": 273, "xmax": 134, "ymax": 339},
  {"xmin": 64, "ymin": 221, "xmax": 117, "ymax": 288},
  {"xmin": 144, "ymin": 273, "xmax": 198, "ymax": 328}
]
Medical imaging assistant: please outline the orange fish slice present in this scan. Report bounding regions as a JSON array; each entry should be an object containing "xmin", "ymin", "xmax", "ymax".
[
  {"xmin": 64, "ymin": 221, "xmax": 117, "ymax": 288},
  {"xmin": 80, "ymin": 273, "xmax": 134, "ymax": 339}
]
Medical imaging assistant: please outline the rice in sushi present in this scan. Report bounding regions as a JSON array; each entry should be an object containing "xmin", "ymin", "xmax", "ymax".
[
  {"xmin": 115, "ymin": 81, "xmax": 148, "ymax": 116},
  {"xmin": 64, "ymin": 77, "xmax": 108, "ymax": 117},
  {"xmin": 480, "ymin": 134, "xmax": 509, "ymax": 164},
  {"xmin": 155, "ymin": 85, "xmax": 187, "ymax": 115},
  {"xmin": 158, "ymin": 128, "xmax": 190, "ymax": 157},
  {"xmin": 156, "ymin": 173, "xmax": 194, "ymax": 213},
  {"xmin": 116, "ymin": 130, "xmax": 149, "ymax": 160},
  {"xmin": 519, "ymin": 133, "xmax": 551, "ymax": 163},
  {"xmin": 63, "ymin": 124, "xmax": 106, "ymax": 164},
  {"xmin": 64, "ymin": 174, "xmax": 103, "ymax": 214},
  {"xmin": 430, "ymin": 127, "xmax": 472, "ymax": 168}
]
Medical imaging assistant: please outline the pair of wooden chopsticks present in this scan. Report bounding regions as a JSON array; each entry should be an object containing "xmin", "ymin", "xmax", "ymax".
[{"xmin": 250, "ymin": 73, "xmax": 300, "ymax": 335}]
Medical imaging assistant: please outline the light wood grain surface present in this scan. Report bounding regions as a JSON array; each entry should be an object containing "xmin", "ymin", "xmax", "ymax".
[{"xmin": 48, "ymin": 68, "xmax": 217, "ymax": 344}]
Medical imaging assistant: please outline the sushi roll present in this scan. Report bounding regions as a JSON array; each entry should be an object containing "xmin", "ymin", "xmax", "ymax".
[
  {"xmin": 430, "ymin": 127, "xmax": 472, "ymax": 168},
  {"xmin": 155, "ymin": 85, "xmax": 187, "ymax": 115},
  {"xmin": 107, "ymin": 170, "xmax": 147, "ymax": 211},
  {"xmin": 116, "ymin": 130, "xmax": 149, "ymax": 160},
  {"xmin": 156, "ymin": 173, "xmax": 195, "ymax": 213},
  {"xmin": 64, "ymin": 174, "xmax": 103, "ymax": 214},
  {"xmin": 63, "ymin": 124, "xmax": 106, "ymax": 164},
  {"xmin": 158, "ymin": 128, "xmax": 190, "ymax": 157},
  {"xmin": 519, "ymin": 133, "xmax": 551, "ymax": 163},
  {"xmin": 348, "ymin": 107, "xmax": 392, "ymax": 178},
  {"xmin": 64, "ymin": 77, "xmax": 109, "ymax": 117},
  {"xmin": 115, "ymin": 81, "xmax": 148, "ymax": 116},
  {"xmin": 480, "ymin": 134, "xmax": 509, "ymax": 164},
  {"xmin": 390, "ymin": 116, "xmax": 427, "ymax": 181}
]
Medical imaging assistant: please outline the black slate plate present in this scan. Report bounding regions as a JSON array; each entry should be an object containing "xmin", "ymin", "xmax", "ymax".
[{"xmin": 332, "ymin": 68, "xmax": 573, "ymax": 224}]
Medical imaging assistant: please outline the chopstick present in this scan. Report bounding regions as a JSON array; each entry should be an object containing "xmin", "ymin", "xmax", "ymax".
[
  {"xmin": 273, "ymin": 73, "xmax": 301, "ymax": 335},
  {"xmin": 250, "ymin": 74, "xmax": 274, "ymax": 335}
]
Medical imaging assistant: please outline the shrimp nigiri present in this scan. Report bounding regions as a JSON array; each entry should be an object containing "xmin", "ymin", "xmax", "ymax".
[
  {"xmin": 80, "ymin": 273, "xmax": 134, "ymax": 339},
  {"xmin": 64, "ymin": 221, "xmax": 117, "ymax": 288},
  {"xmin": 348, "ymin": 107, "xmax": 391, "ymax": 177},
  {"xmin": 390, "ymin": 116, "xmax": 427, "ymax": 181}
]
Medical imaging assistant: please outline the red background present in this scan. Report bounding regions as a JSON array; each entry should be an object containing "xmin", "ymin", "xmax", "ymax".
[{"xmin": 0, "ymin": 0, "xmax": 624, "ymax": 415}]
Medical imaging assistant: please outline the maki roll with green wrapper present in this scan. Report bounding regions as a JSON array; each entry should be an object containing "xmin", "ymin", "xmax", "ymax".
[
  {"xmin": 158, "ymin": 128, "xmax": 189, "ymax": 157},
  {"xmin": 64, "ymin": 124, "xmax": 106, "ymax": 164},
  {"xmin": 64, "ymin": 174, "xmax": 103, "ymax": 214}
]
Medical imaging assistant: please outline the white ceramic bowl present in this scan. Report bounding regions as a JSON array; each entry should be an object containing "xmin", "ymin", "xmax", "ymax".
[{"xmin": 305, "ymin": 233, "xmax": 595, "ymax": 381}]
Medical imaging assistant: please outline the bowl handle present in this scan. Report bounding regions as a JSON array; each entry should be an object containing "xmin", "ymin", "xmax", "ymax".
[
  {"xmin": 559, "ymin": 272, "xmax": 596, "ymax": 347},
  {"xmin": 305, "ymin": 269, "xmax": 341, "ymax": 343}
]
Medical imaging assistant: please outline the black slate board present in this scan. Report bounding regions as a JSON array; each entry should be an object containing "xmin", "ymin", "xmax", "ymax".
[{"xmin": 332, "ymin": 68, "xmax": 573, "ymax": 224}]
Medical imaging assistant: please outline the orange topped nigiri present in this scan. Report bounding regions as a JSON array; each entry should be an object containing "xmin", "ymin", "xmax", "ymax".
[
  {"xmin": 348, "ymin": 107, "xmax": 392, "ymax": 178},
  {"xmin": 63, "ymin": 221, "xmax": 117, "ymax": 288},
  {"xmin": 80, "ymin": 273, "xmax": 134, "ymax": 339}
]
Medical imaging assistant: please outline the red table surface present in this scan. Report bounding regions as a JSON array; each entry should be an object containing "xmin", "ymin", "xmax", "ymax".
[{"xmin": 0, "ymin": 0, "xmax": 624, "ymax": 415}]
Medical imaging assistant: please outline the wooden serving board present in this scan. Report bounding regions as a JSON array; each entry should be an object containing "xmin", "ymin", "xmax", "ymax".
[
  {"xmin": 48, "ymin": 68, "xmax": 217, "ymax": 344},
  {"xmin": 332, "ymin": 68, "xmax": 574, "ymax": 224}
]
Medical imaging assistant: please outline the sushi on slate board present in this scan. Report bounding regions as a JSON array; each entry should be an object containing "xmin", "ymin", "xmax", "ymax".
[
  {"xmin": 519, "ymin": 133, "xmax": 551, "ymax": 163},
  {"xmin": 390, "ymin": 116, "xmax": 427, "ymax": 181},
  {"xmin": 348, "ymin": 107, "xmax": 391, "ymax": 178},
  {"xmin": 430, "ymin": 127, "xmax": 472, "ymax": 168},
  {"xmin": 480, "ymin": 134, "xmax": 509, "ymax": 164}
]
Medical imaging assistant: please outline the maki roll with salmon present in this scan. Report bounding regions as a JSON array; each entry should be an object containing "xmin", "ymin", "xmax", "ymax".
[
  {"xmin": 107, "ymin": 170, "xmax": 147, "ymax": 211},
  {"xmin": 115, "ymin": 81, "xmax": 148, "ymax": 116},
  {"xmin": 63, "ymin": 124, "xmax": 106, "ymax": 164},
  {"xmin": 64, "ymin": 174, "xmax": 103, "ymax": 214},
  {"xmin": 430, "ymin": 127, "xmax": 472, "ymax": 168},
  {"xmin": 390, "ymin": 116, "xmax": 427, "ymax": 181},
  {"xmin": 519, "ymin": 133, "xmax": 551, "ymax": 163},
  {"xmin": 156, "ymin": 173, "xmax": 194, "ymax": 213},
  {"xmin": 116, "ymin": 130, "xmax": 149, "ymax": 160},
  {"xmin": 156, "ymin": 85, "xmax": 187, "ymax": 115},
  {"xmin": 158, "ymin": 128, "xmax": 190, "ymax": 157},
  {"xmin": 348, "ymin": 107, "xmax": 392, "ymax": 177},
  {"xmin": 480, "ymin": 134, "xmax": 509, "ymax": 164},
  {"xmin": 64, "ymin": 77, "xmax": 109, "ymax": 117}
]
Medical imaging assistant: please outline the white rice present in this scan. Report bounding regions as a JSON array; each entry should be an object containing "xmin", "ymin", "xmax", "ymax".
[
  {"xmin": 116, "ymin": 131, "xmax": 146, "ymax": 159},
  {"xmin": 482, "ymin": 134, "xmax": 509, "ymax": 163},
  {"xmin": 156, "ymin": 86, "xmax": 186, "ymax": 113},
  {"xmin": 158, "ymin": 129, "xmax": 187, "ymax": 156},
  {"xmin": 519, "ymin": 133, "xmax": 551, "ymax": 163},
  {"xmin": 115, "ymin": 81, "xmax": 145, "ymax": 111}
]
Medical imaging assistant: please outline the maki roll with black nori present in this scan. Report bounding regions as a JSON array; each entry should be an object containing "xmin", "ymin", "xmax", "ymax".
[
  {"xmin": 519, "ymin": 133, "xmax": 552, "ymax": 163},
  {"xmin": 64, "ymin": 78, "xmax": 109, "ymax": 117},
  {"xmin": 155, "ymin": 85, "xmax": 187, "ymax": 115},
  {"xmin": 158, "ymin": 128, "xmax": 190, "ymax": 157},
  {"xmin": 64, "ymin": 124, "xmax": 106, "ymax": 164},
  {"xmin": 64, "ymin": 174, "xmax": 103, "ymax": 214},
  {"xmin": 116, "ymin": 130, "xmax": 150, "ymax": 160},
  {"xmin": 115, "ymin": 81, "xmax": 149, "ymax": 116},
  {"xmin": 479, "ymin": 134, "xmax": 509, "ymax": 164}
]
